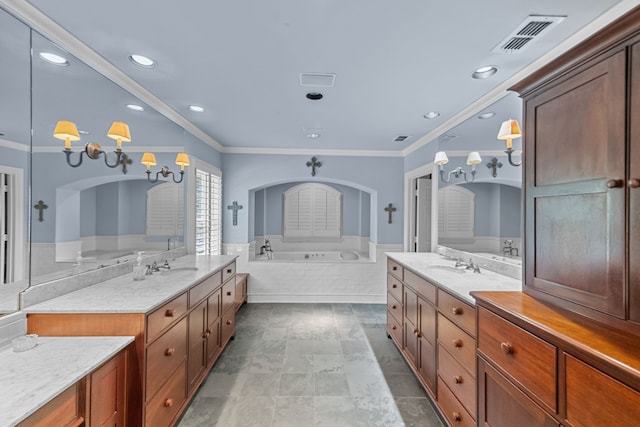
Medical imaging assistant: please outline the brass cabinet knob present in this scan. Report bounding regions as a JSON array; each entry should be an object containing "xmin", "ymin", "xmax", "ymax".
[
  {"xmin": 164, "ymin": 398, "xmax": 173, "ymax": 408},
  {"xmin": 165, "ymin": 309, "xmax": 175, "ymax": 317},
  {"xmin": 452, "ymin": 307, "xmax": 462, "ymax": 315},
  {"xmin": 453, "ymin": 339, "xmax": 463, "ymax": 348},
  {"xmin": 454, "ymin": 375, "xmax": 463, "ymax": 384},
  {"xmin": 165, "ymin": 347, "xmax": 175, "ymax": 356},
  {"xmin": 500, "ymin": 342, "xmax": 514, "ymax": 354},
  {"xmin": 606, "ymin": 179, "xmax": 624, "ymax": 188},
  {"xmin": 629, "ymin": 178, "xmax": 640, "ymax": 188}
]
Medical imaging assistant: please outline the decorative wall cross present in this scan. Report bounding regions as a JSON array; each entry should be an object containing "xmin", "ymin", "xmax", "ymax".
[
  {"xmin": 384, "ymin": 203, "xmax": 397, "ymax": 224},
  {"xmin": 34, "ymin": 200, "xmax": 48, "ymax": 222},
  {"xmin": 486, "ymin": 157, "xmax": 503, "ymax": 178},
  {"xmin": 227, "ymin": 201, "xmax": 243, "ymax": 226},
  {"xmin": 306, "ymin": 156, "xmax": 322, "ymax": 177}
]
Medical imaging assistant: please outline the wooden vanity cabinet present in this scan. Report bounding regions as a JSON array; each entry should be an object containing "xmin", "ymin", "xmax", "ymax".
[
  {"xmin": 27, "ymin": 260, "xmax": 237, "ymax": 427},
  {"xmin": 436, "ymin": 289, "xmax": 477, "ymax": 426},
  {"xmin": 235, "ymin": 273, "xmax": 248, "ymax": 311},
  {"xmin": 18, "ymin": 346, "xmax": 129, "ymax": 427}
]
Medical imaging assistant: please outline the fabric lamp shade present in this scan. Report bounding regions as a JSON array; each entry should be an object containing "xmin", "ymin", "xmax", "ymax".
[
  {"xmin": 53, "ymin": 120, "xmax": 81, "ymax": 149},
  {"xmin": 466, "ymin": 151, "xmax": 482, "ymax": 165},
  {"xmin": 434, "ymin": 151, "xmax": 449, "ymax": 165},
  {"xmin": 175, "ymin": 153, "xmax": 190, "ymax": 171},
  {"xmin": 107, "ymin": 121, "xmax": 131, "ymax": 150},
  {"xmin": 141, "ymin": 152, "xmax": 157, "ymax": 170}
]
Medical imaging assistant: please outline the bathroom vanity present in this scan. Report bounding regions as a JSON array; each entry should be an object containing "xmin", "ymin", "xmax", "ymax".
[
  {"xmin": 385, "ymin": 252, "xmax": 521, "ymax": 427},
  {"xmin": 24, "ymin": 254, "xmax": 237, "ymax": 427}
]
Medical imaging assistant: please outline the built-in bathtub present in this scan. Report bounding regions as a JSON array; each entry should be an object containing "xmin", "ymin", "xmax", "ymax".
[{"xmin": 254, "ymin": 250, "xmax": 363, "ymax": 262}]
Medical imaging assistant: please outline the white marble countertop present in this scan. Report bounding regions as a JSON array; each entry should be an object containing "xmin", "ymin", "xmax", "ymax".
[
  {"xmin": 0, "ymin": 335, "xmax": 134, "ymax": 426},
  {"xmin": 25, "ymin": 255, "xmax": 237, "ymax": 314},
  {"xmin": 385, "ymin": 253, "xmax": 522, "ymax": 305}
]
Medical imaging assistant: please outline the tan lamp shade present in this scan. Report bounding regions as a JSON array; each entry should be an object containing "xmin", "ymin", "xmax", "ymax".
[
  {"xmin": 107, "ymin": 121, "xmax": 131, "ymax": 150},
  {"xmin": 466, "ymin": 151, "xmax": 482, "ymax": 166},
  {"xmin": 434, "ymin": 151, "xmax": 449, "ymax": 166},
  {"xmin": 53, "ymin": 120, "xmax": 81, "ymax": 150},
  {"xmin": 175, "ymin": 153, "xmax": 190, "ymax": 171},
  {"xmin": 141, "ymin": 152, "xmax": 157, "ymax": 170},
  {"xmin": 497, "ymin": 119, "xmax": 521, "ymax": 149}
]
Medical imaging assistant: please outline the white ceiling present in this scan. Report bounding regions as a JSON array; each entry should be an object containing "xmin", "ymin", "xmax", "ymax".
[{"xmin": 6, "ymin": 0, "xmax": 639, "ymax": 155}]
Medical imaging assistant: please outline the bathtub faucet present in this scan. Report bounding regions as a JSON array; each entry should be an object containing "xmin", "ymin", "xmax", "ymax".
[{"xmin": 260, "ymin": 239, "xmax": 273, "ymax": 255}]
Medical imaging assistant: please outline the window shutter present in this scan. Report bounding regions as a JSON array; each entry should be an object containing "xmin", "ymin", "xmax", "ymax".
[
  {"xmin": 438, "ymin": 185, "xmax": 475, "ymax": 240},
  {"xmin": 146, "ymin": 183, "xmax": 184, "ymax": 237},
  {"xmin": 283, "ymin": 183, "xmax": 342, "ymax": 238}
]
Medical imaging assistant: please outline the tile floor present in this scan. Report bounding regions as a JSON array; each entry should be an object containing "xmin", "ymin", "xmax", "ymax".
[{"xmin": 177, "ymin": 303, "xmax": 444, "ymax": 427}]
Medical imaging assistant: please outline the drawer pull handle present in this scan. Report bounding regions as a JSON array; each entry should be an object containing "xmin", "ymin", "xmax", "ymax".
[
  {"xmin": 165, "ymin": 309, "xmax": 175, "ymax": 317},
  {"xmin": 630, "ymin": 179, "xmax": 640, "ymax": 188},
  {"xmin": 500, "ymin": 342, "xmax": 514, "ymax": 354},
  {"xmin": 452, "ymin": 412, "xmax": 462, "ymax": 422},
  {"xmin": 452, "ymin": 307, "xmax": 463, "ymax": 315},
  {"xmin": 202, "ymin": 332, "xmax": 208, "ymax": 339},
  {"xmin": 227, "ymin": 291, "xmax": 232, "ymax": 296},
  {"xmin": 227, "ymin": 268, "xmax": 232, "ymax": 273},
  {"xmin": 164, "ymin": 398, "xmax": 174, "ymax": 408},
  {"xmin": 454, "ymin": 375, "xmax": 463, "ymax": 384},
  {"xmin": 392, "ymin": 284, "xmax": 397, "ymax": 289},
  {"xmin": 391, "ymin": 325, "xmax": 397, "ymax": 330},
  {"xmin": 392, "ymin": 266, "xmax": 397, "ymax": 271},
  {"xmin": 607, "ymin": 179, "xmax": 624, "ymax": 188},
  {"xmin": 453, "ymin": 339, "xmax": 463, "ymax": 348},
  {"xmin": 165, "ymin": 347, "xmax": 175, "ymax": 356},
  {"xmin": 391, "ymin": 304, "xmax": 397, "ymax": 309},
  {"xmin": 227, "ymin": 320, "xmax": 233, "ymax": 325}
]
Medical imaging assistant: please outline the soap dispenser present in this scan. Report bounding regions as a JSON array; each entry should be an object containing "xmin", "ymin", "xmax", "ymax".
[{"xmin": 133, "ymin": 251, "xmax": 146, "ymax": 281}]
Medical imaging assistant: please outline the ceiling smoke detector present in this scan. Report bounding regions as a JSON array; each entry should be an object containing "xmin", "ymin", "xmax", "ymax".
[{"xmin": 492, "ymin": 15, "xmax": 566, "ymax": 53}]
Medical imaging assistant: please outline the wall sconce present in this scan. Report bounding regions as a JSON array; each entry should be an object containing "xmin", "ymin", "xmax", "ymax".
[
  {"xmin": 434, "ymin": 151, "xmax": 482, "ymax": 183},
  {"xmin": 141, "ymin": 152, "xmax": 190, "ymax": 183},
  {"xmin": 53, "ymin": 120, "xmax": 132, "ymax": 174},
  {"xmin": 497, "ymin": 119, "xmax": 522, "ymax": 167}
]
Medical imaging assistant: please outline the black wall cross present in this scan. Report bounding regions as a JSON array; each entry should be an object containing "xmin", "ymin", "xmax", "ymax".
[
  {"xmin": 306, "ymin": 156, "xmax": 322, "ymax": 177},
  {"xmin": 34, "ymin": 200, "xmax": 48, "ymax": 222},
  {"xmin": 384, "ymin": 203, "xmax": 397, "ymax": 224},
  {"xmin": 227, "ymin": 201, "xmax": 243, "ymax": 226}
]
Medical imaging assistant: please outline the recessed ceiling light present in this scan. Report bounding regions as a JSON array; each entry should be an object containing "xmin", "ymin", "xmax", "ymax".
[
  {"xmin": 306, "ymin": 92, "xmax": 323, "ymax": 100},
  {"xmin": 423, "ymin": 112, "xmax": 440, "ymax": 119},
  {"xmin": 39, "ymin": 52, "xmax": 69, "ymax": 66},
  {"xmin": 189, "ymin": 105, "xmax": 205, "ymax": 113},
  {"xmin": 126, "ymin": 104, "xmax": 145, "ymax": 112},
  {"xmin": 307, "ymin": 133, "xmax": 320, "ymax": 139},
  {"xmin": 78, "ymin": 130, "xmax": 90, "ymax": 135},
  {"xmin": 478, "ymin": 112, "xmax": 496, "ymax": 119},
  {"xmin": 472, "ymin": 65, "xmax": 498, "ymax": 79},
  {"xmin": 129, "ymin": 54, "xmax": 156, "ymax": 68}
]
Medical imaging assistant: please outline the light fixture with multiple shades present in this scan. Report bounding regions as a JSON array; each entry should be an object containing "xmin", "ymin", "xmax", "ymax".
[
  {"xmin": 141, "ymin": 152, "xmax": 190, "ymax": 183},
  {"xmin": 497, "ymin": 119, "xmax": 522, "ymax": 166},
  {"xmin": 434, "ymin": 151, "xmax": 482, "ymax": 183},
  {"xmin": 53, "ymin": 120, "xmax": 132, "ymax": 174}
]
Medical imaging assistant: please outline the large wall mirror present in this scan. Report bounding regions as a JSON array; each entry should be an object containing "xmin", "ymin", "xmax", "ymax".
[
  {"xmin": 432, "ymin": 93, "xmax": 523, "ymax": 264},
  {"xmin": 0, "ymin": 6, "xmax": 188, "ymax": 312}
]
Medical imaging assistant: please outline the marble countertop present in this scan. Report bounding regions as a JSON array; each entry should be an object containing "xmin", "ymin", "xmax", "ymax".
[
  {"xmin": 25, "ymin": 255, "xmax": 237, "ymax": 314},
  {"xmin": 0, "ymin": 335, "xmax": 134, "ymax": 426},
  {"xmin": 385, "ymin": 253, "xmax": 522, "ymax": 305}
]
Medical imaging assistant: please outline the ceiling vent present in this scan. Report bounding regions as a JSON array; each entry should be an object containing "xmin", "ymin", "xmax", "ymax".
[
  {"xmin": 299, "ymin": 73, "xmax": 336, "ymax": 87},
  {"xmin": 394, "ymin": 135, "xmax": 410, "ymax": 142},
  {"xmin": 492, "ymin": 15, "xmax": 566, "ymax": 53}
]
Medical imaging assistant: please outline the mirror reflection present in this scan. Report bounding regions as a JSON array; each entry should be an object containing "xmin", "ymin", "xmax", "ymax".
[
  {"xmin": 434, "ymin": 94, "xmax": 522, "ymax": 264},
  {"xmin": 30, "ymin": 30, "xmax": 187, "ymax": 286}
]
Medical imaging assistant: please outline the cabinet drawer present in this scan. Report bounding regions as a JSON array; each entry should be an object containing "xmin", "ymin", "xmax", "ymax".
[
  {"xmin": 221, "ymin": 309, "xmax": 235, "ymax": 345},
  {"xmin": 438, "ymin": 290, "xmax": 476, "ymax": 336},
  {"xmin": 18, "ymin": 382, "xmax": 82, "ymax": 427},
  {"xmin": 189, "ymin": 271, "xmax": 221, "ymax": 308},
  {"xmin": 222, "ymin": 261, "xmax": 236, "ymax": 283},
  {"xmin": 147, "ymin": 293, "xmax": 188, "ymax": 343},
  {"xmin": 145, "ymin": 361, "xmax": 187, "ymax": 427},
  {"xmin": 565, "ymin": 354, "xmax": 640, "ymax": 427},
  {"xmin": 387, "ymin": 258, "xmax": 403, "ymax": 280},
  {"xmin": 438, "ymin": 313, "xmax": 476, "ymax": 376},
  {"xmin": 146, "ymin": 317, "xmax": 187, "ymax": 401},
  {"xmin": 387, "ymin": 312, "xmax": 402, "ymax": 346},
  {"xmin": 404, "ymin": 269, "xmax": 436, "ymax": 304},
  {"xmin": 387, "ymin": 274, "xmax": 402, "ymax": 302},
  {"xmin": 387, "ymin": 292, "xmax": 402, "ymax": 323},
  {"xmin": 221, "ymin": 279, "xmax": 236, "ymax": 315},
  {"xmin": 438, "ymin": 345, "xmax": 476, "ymax": 418},
  {"xmin": 477, "ymin": 307, "xmax": 556, "ymax": 412},
  {"xmin": 437, "ymin": 377, "xmax": 475, "ymax": 427}
]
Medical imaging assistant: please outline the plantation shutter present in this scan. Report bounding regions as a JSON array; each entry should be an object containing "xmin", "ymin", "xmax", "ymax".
[
  {"xmin": 438, "ymin": 185, "xmax": 475, "ymax": 240},
  {"xmin": 195, "ymin": 169, "xmax": 222, "ymax": 255},
  {"xmin": 283, "ymin": 183, "xmax": 341, "ymax": 238},
  {"xmin": 146, "ymin": 183, "xmax": 184, "ymax": 237}
]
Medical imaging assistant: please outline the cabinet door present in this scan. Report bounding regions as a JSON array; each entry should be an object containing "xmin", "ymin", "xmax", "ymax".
[
  {"xmin": 524, "ymin": 50, "xmax": 627, "ymax": 318},
  {"xmin": 187, "ymin": 300, "xmax": 207, "ymax": 392},
  {"xmin": 403, "ymin": 287, "xmax": 418, "ymax": 367},
  {"xmin": 630, "ymin": 41, "xmax": 640, "ymax": 323},
  {"xmin": 90, "ymin": 349, "xmax": 127, "ymax": 427},
  {"xmin": 478, "ymin": 357, "xmax": 558, "ymax": 427},
  {"xmin": 206, "ymin": 290, "xmax": 222, "ymax": 366}
]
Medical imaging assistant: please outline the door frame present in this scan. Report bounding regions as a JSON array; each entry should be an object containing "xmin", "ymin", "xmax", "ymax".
[{"xmin": 404, "ymin": 163, "xmax": 438, "ymax": 252}]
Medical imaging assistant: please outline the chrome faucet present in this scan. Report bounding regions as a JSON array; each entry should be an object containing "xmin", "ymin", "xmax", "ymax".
[
  {"xmin": 260, "ymin": 239, "xmax": 273, "ymax": 255},
  {"xmin": 503, "ymin": 240, "xmax": 519, "ymax": 257},
  {"xmin": 150, "ymin": 260, "xmax": 171, "ymax": 272}
]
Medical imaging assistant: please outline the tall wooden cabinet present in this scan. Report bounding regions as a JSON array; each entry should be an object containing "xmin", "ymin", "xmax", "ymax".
[
  {"xmin": 515, "ymin": 7, "xmax": 640, "ymax": 330},
  {"xmin": 474, "ymin": 7, "xmax": 640, "ymax": 427}
]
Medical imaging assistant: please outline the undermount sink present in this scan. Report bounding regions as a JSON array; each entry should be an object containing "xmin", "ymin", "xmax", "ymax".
[
  {"xmin": 160, "ymin": 267, "xmax": 198, "ymax": 276},
  {"xmin": 430, "ymin": 265, "xmax": 466, "ymax": 274}
]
